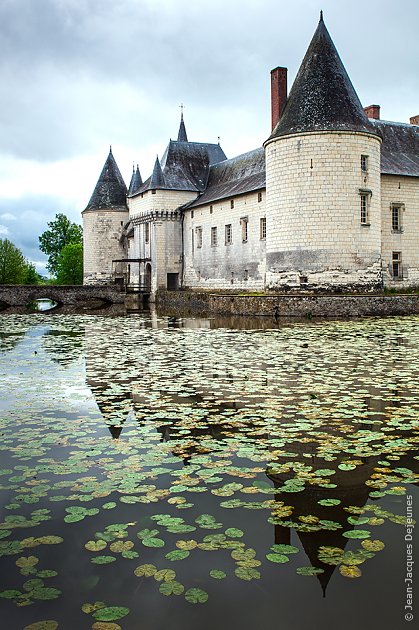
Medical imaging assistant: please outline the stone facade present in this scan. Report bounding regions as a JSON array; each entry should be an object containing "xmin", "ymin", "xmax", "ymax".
[
  {"xmin": 83, "ymin": 207, "xmax": 128, "ymax": 285},
  {"xmin": 381, "ymin": 175, "xmax": 419, "ymax": 288},
  {"xmin": 183, "ymin": 191, "xmax": 266, "ymax": 290},
  {"xmin": 264, "ymin": 131, "xmax": 382, "ymax": 291}
]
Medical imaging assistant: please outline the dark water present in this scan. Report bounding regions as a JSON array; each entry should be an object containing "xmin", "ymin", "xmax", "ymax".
[{"xmin": 0, "ymin": 312, "xmax": 418, "ymax": 630}]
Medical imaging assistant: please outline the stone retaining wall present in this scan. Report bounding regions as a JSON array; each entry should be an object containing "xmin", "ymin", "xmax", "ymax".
[{"xmin": 156, "ymin": 290, "xmax": 419, "ymax": 318}]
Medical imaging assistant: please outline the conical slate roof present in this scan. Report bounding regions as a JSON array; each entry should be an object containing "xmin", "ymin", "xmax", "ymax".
[
  {"xmin": 150, "ymin": 156, "xmax": 165, "ymax": 188},
  {"xmin": 85, "ymin": 149, "xmax": 127, "ymax": 210},
  {"xmin": 128, "ymin": 164, "xmax": 143, "ymax": 196},
  {"xmin": 267, "ymin": 13, "xmax": 379, "ymax": 141},
  {"xmin": 177, "ymin": 113, "xmax": 188, "ymax": 142}
]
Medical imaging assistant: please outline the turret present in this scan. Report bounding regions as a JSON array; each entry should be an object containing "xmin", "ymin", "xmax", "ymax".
[
  {"xmin": 264, "ymin": 13, "xmax": 382, "ymax": 291},
  {"xmin": 82, "ymin": 148, "xmax": 128, "ymax": 285}
]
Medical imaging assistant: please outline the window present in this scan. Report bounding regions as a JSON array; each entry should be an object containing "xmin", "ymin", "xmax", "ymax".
[
  {"xmin": 225, "ymin": 224, "xmax": 232, "ymax": 245},
  {"xmin": 391, "ymin": 203, "xmax": 404, "ymax": 231},
  {"xmin": 191, "ymin": 210, "xmax": 194, "ymax": 219},
  {"xmin": 210, "ymin": 205, "xmax": 213, "ymax": 214},
  {"xmin": 196, "ymin": 226, "xmax": 202, "ymax": 248},
  {"xmin": 392, "ymin": 251, "xmax": 402, "ymax": 278},
  {"xmin": 230, "ymin": 199, "xmax": 235, "ymax": 209},
  {"xmin": 241, "ymin": 217, "xmax": 248, "ymax": 243},
  {"xmin": 361, "ymin": 155, "xmax": 368, "ymax": 172},
  {"xmin": 211, "ymin": 226, "xmax": 218, "ymax": 247},
  {"xmin": 244, "ymin": 269, "xmax": 249, "ymax": 281},
  {"xmin": 151, "ymin": 189, "xmax": 156, "ymax": 195},
  {"xmin": 359, "ymin": 191, "xmax": 371, "ymax": 225},
  {"xmin": 260, "ymin": 217, "xmax": 266, "ymax": 240},
  {"xmin": 258, "ymin": 191, "xmax": 263, "ymax": 203},
  {"xmin": 145, "ymin": 223, "xmax": 150, "ymax": 243}
]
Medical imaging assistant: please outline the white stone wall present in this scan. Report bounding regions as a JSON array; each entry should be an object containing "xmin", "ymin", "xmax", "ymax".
[
  {"xmin": 183, "ymin": 191, "xmax": 266, "ymax": 290},
  {"xmin": 83, "ymin": 208, "xmax": 128, "ymax": 285},
  {"xmin": 128, "ymin": 189, "xmax": 196, "ymax": 217},
  {"xmin": 129, "ymin": 190, "xmax": 194, "ymax": 292},
  {"xmin": 265, "ymin": 132, "xmax": 382, "ymax": 290},
  {"xmin": 381, "ymin": 174, "xmax": 419, "ymax": 287}
]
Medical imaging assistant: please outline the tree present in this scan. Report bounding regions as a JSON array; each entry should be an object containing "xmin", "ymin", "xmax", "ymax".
[
  {"xmin": 39, "ymin": 213, "xmax": 82, "ymax": 275},
  {"xmin": 0, "ymin": 239, "xmax": 26, "ymax": 284},
  {"xmin": 55, "ymin": 243, "xmax": 83, "ymax": 285},
  {"xmin": 22, "ymin": 262, "xmax": 42, "ymax": 285}
]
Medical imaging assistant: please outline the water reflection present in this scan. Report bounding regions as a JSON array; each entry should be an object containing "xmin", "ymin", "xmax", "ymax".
[{"xmin": 0, "ymin": 312, "xmax": 419, "ymax": 630}]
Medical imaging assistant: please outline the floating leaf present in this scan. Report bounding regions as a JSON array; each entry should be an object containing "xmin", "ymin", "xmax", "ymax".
[
  {"xmin": 85, "ymin": 540, "xmax": 107, "ymax": 552},
  {"xmin": 154, "ymin": 569, "xmax": 176, "ymax": 582},
  {"xmin": 165, "ymin": 550, "xmax": 190, "ymax": 561},
  {"xmin": 339, "ymin": 565, "xmax": 362, "ymax": 578},
  {"xmin": 93, "ymin": 607, "xmax": 130, "ymax": 622},
  {"xmin": 296, "ymin": 566, "xmax": 324, "ymax": 576},
  {"xmin": 210, "ymin": 570, "xmax": 227, "ymax": 579},
  {"xmin": 185, "ymin": 588, "xmax": 208, "ymax": 604},
  {"xmin": 342, "ymin": 530, "xmax": 371, "ymax": 539},
  {"xmin": 270, "ymin": 544, "xmax": 299, "ymax": 555},
  {"xmin": 317, "ymin": 499, "xmax": 341, "ymax": 506},
  {"xmin": 159, "ymin": 580, "xmax": 184, "ymax": 596},
  {"xmin": 235, "ymin": 566, "xmax": 261, "ymax": 580},
  {"xmin": 134, "ymin": 564, "xmax": 157, "ymax": 577},
  {"xmin": 361, "ymin": 539, "xmax": 385, "ymax": 552},
  {"xmin": 23, "ymin": 622, "xmax": 58, "ymax": 630},
  {"xmin": 225, "ymin": 528, "xmax": 244, "ymax": 538},
  {"xmin": 141, "ymin": 538, "xmax": 165, "ymax": 548},
  {"xmin": 266, "ymin": 553, "xmax": 289, "ymax": 564},
  {"xmin": 91, "ymin": 556, "xmax": 116, "ymax": 565}
]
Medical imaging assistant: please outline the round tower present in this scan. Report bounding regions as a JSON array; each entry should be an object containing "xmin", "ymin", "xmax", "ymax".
[
  {"xmin": 264, "ymin": 14, "xmax": 382, "ymax": 292},
  {"xmin": 82, "ymin": 148, "xmax": 129, "ymax": 285}
]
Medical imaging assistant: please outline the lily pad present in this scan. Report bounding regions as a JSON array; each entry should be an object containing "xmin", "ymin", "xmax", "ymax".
[
  {"xmin": 185, "ymin": 588, "xmax": 208, "ymax": 604},
  {"xmin": 93, "ymin": 607, "xmax": 130, "ymax": 622}
]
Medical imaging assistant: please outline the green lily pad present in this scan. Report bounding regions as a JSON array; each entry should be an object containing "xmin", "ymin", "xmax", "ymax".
[
  {"xmin": 159, "ymin": 580, "xmax": 184, "ymax": 596},
  {"xmin": 210, "ymin": 570, "xmax": 227, "ymax": 579},
  {"xmin": 93, "ymin": 607, "xmax": 130, "ymax": 622},
  {"xmin": 185, "ymin": 588, "xmax": 208, "ymax": 604}
]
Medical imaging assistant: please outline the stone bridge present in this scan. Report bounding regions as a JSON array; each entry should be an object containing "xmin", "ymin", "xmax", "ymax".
[{"xmin": 0, "ymin": 284, "xmax": 125, "ymax": 307}]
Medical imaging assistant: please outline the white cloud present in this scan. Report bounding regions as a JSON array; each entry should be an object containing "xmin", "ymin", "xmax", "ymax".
[
  {"xmin": 0, "ymin": 225, "xmax": 9, "ymax": 236},
  {"xmin": 0, "ymin": 213, "xmax": 16, "ymax": 221}
]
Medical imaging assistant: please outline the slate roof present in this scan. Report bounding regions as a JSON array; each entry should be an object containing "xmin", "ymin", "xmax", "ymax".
[
  {"xmin": 127, "ymin": 165, "xmax": 143, "ymax": 196},
  {"xmin": 149, "ymin": 156, "xmax": 166, "ymax": 188},
  {"xmin": 373, "ymin": 120, "xmax": 419, "ymax": 177},
  {"xmin": 188, "ymin": 147, "xmax": 265, "ymax": 208},
  {"xmin": 134, "ymin": 140, "xmax": 227, "ymax": 194},
  {"xmin": 267, "ymin": 13, "xmax": 379, "ymax": 141},
  {"xmin": 84, "ymin": 149, "xmax": 127, "ymax": 211}
]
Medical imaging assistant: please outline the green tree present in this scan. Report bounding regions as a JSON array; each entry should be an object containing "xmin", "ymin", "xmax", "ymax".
[
  {"xmin": 22, "ymin": 262, "xmax": 42, "ymax": 285},
  {"xmin": 0, "ymin": 239, "xmax": 26, "ymax": 284},
  {"xmin": 55, "ymin": 243, "xmax": 83, "ymax": 285},
  {"xmin": 39, "ymin": 213, "xmax": 82, "ymax": 275}
]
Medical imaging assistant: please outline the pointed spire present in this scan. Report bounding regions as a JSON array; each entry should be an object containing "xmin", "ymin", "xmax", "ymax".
[
  {"xmin": 85, "ymin": 148, "xmax": 127, "ymax": 210},
  {"xmin": 177, "ymin": 106, "xmax": 188, "ymax": 142},
  {"xmin": 267, "ymin": 15, "xmax": 379, "ymax": 140},
  {"xmin": 150, "ymin": 156, "xmax": 165, "ymax": 189},
  {"xmin": 128, "ymin": 164, "xmax": 143, "ymax": 196}
]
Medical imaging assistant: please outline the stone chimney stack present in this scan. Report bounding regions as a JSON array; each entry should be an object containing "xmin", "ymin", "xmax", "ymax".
[
  {"xmin": 364, "ymin": 105, "xmax": 380, "ymax": 120},
  {"xmin": 410, "ymin": 115, "xmax": 419, "ymax": 125},
  {"xmin": 271, "ymin": 67, "xmax": 287, "ymax": 131}
]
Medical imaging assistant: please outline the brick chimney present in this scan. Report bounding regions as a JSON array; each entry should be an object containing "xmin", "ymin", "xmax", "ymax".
[
  {"xmin": 410, "ymin": 115, "xmax": 419, "ymax": 125},
  {"xmin": 364, "ymin": 105, "xmax": 380, "ymax": 120},
  {"xmin": 271, "ymin": 67, "xmax": 287, "ymax": 131}
]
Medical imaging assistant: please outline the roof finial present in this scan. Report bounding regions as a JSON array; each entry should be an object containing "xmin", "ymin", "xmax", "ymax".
[
  {"xmin": 132, "ymin": 162, "xmax": 135, "ymax": 173},
  {"xmin": 110, "ymin": 145, "xmax": 112, "ymax": 154},
  {"xmin": 320, "ymin": 10, "xmax": 323, "ymax": 22},
  {"xmin": 180, "ymin": 103, "xmax": 184, "ymax": 120},
  {"xmin": 218, "ymin": 136, "xmax": 220, "ymax": 145}
]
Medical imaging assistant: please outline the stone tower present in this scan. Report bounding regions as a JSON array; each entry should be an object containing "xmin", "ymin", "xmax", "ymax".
[
  {"xmin": 82, "ymin": 148, "xmax": 128, "ymax": 285},
  {"xmin": 264, "ymin": 13, "xmax": 382, "ymax": 291}
]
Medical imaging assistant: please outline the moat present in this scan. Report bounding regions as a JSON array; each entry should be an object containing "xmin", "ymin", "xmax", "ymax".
[{"xmin": 0, "ymin": 311, "xmax": 418, "ymax": 630}]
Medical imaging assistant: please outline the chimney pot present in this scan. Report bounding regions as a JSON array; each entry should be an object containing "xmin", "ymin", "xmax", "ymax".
[
  {"xmin": 271, "ymin": 67, "xmax": 287, "ymax": 131},
  {"xmin": 364, "ymin": 104, "xmax": 380, "ymax": 120},
  {"xmin": 410, "ymin": 115, "xmax": 419, "ymax": 125}
]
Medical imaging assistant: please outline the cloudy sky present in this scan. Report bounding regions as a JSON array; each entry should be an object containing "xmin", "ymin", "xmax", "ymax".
[{"xmin": 0, "ymin": 0, "xmax": 418, "ymax": 273}]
